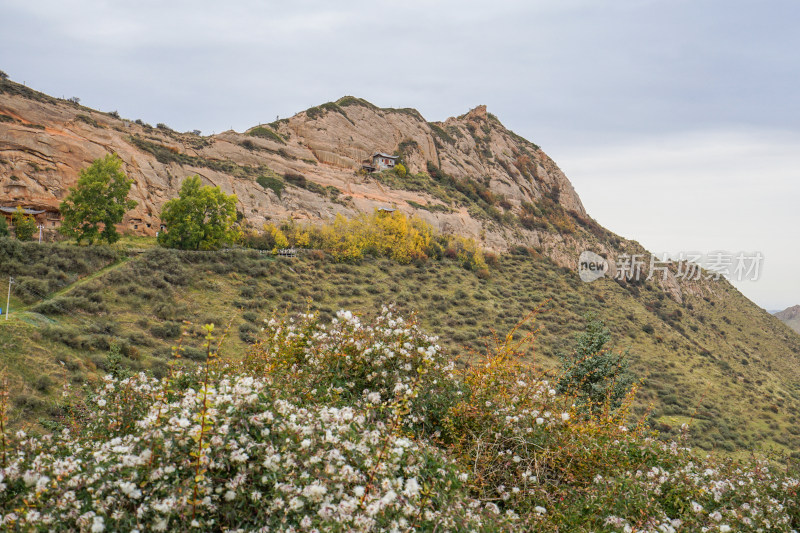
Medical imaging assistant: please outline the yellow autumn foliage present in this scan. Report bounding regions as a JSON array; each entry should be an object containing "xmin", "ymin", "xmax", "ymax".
[{"xmin": 252, "ymin": 209, "xmax": 488, "ymax": 272}]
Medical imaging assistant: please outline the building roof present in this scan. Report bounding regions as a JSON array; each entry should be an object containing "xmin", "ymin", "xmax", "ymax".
[
  {"xmin": 372, "ymin": 152, "xmax": 398, "ymax": 159},
  {"xmin": 377, "ymin": 207, "xmax": 397, "ymax": 212},
  {"xmin": 0, "ymin": 207, "xmax": 46, "ymax": 215}
]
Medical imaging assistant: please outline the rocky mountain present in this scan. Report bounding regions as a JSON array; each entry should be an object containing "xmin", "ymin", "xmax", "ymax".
[
  {"xmin": 3, "ymin": 79, "xmax": 800, "ymax": 454},
  {"xmin": 775, "ymin": 305, "xmax": 800, "ymax": 333},
  {"xmin": 2, "ymin": 78, "xmax": 691, "ymax": 296},
  {"xmin": 1, "ymin": 81, "xmax": 605, "ymax": 247}
]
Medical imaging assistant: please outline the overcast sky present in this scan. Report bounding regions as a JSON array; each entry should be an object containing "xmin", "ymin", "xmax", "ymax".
[{"xmin": 1, "ymin": 0, "xmax": 798, "ymax": 310}]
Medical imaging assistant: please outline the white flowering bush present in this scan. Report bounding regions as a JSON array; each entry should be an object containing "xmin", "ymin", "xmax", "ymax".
[
  {"xmin": 0, "ymin": 369, "xmax": 500, "ymax": 531},
  {"xmin": 0, "ymin": 309, "xmax": 798, "ymax": 532},
  {"xmin": 244, "ymin": 308, "xmax": 464, "ymax": 439},
  {"xmin": 444, "ymin": 319, "xmax": 800, "ymax": 531}
]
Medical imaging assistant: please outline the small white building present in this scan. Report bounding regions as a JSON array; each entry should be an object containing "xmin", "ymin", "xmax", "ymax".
[{"xmin": 362, "ymin": 152, "xmax": 399, "ymax": 172}]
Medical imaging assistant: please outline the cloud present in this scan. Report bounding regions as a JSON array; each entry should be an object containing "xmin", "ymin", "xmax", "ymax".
[
  {"xmin": 555, "ymin": 128, "xmax": 800, "ymax": 309},
  {"xmin": 1, "ymin": 0, "xmax": 798, "ymax": 308}
]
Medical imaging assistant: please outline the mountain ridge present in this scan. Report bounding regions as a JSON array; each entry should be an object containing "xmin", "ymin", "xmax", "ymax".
[
  {"xmin": 775, "ymin": 305, "xmax": 800, "ymax": 333},
  {"xmin": 3, "ymin": 79, "xmax": 800, "ymax": 454}
]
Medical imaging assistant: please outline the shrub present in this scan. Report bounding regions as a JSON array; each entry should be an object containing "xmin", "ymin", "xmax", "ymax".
[
  {"xmin": 256, "ymin": 175, "xmax": 284, "ymax": 198},
  {"xmin": 247, "ymin": 126, "xmax": 285, "ymax": 144},
  {"xmin": 284, "ymin": 172, "xmax": 307, "ymax": 188},
  {"xmin": 556, "ymin": 316, "xmax": 635, "ymax": 412},
  {"xmin": 3, "ymin": 310, "xmax": 798, "ymax": 532},
  {"xmin": 0, "ymin": 323, "xmax": 497, "ymax": 531},
  {"xmin": 150, "ymin": 321, "xmax": 181, "ymax": 339}
]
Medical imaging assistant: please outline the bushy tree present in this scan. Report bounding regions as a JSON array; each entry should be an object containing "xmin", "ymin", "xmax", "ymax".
[
  {"xmin": 59, "ymin": 154, "xmax": 137, "ymax": 244},
  {"xmin": 0, "ymin": 214, "xmax": 9, "ymax": 237},
  {"xmin": 557, "ymin": 315, "xmax": 634, "ymax": 412},
  {"xmin": 11, "ymin": 207, "xmax": 37, "ymax": 241},
  {"xmin": 394, "ymin": 162, "xmax": 407, "ymax": 178},
  {"xmin": 158, "ymin": 175, "xmax": 239, "ymax": 250}
]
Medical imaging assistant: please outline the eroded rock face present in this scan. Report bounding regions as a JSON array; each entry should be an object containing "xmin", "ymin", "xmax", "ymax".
[
  {"xmin": 4, "ymin": 87, "xmax": 637, "ymax": 288},
  {"xmin": 1, "ymin": 87, "xmax": 585, "ymax": 241}
]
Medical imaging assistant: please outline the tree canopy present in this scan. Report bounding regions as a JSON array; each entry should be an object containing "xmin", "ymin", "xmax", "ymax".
[
  {"xmin": 11, "ymin": 207, "xmax": 37, "ymax": 241},
  {"xmin": 59, "ymin": 153, "xmax": 137, "ymax": 244},
  {"xmin": 157, "ymin": 176, "xmax": 239, "ymax": 250}
]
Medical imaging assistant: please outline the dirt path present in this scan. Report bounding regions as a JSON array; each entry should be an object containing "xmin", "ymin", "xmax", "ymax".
[{"xmin": 20, "ymin": 255, "xmax": 134, "ymax": 310}]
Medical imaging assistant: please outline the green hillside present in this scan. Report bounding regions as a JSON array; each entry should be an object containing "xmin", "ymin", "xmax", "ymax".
[{"xmin": 2, "ymin": 239, "xmax": 799, "ymax": 455}]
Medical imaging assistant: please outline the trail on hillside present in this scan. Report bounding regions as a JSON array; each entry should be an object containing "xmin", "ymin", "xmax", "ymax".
[{"xmin": 19, "ymin": 255, "xmax": 134, "ymax": 311}]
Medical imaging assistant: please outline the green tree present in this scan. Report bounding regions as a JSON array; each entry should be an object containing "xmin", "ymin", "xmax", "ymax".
[
  {"xmin": 158, "ymin": 176, "xmax": 239, "ymax": 250},
  {"xmin": 59, "ymin": 154, "xmax": 137, "ymax": 244},
  {"xmin": 11, "ymin": 207, "xmax": 37, "ymax": 241},
  {"xmin": 557, "ymin": 315, "xmax": 634, "ymax": 412},
  {"xmin": 394, "ymin": 162, "xmax": 407, "ymax": 178},
  {"xmin": 0, "ymin": 215, "xmax": 9, "ymax": 237}
]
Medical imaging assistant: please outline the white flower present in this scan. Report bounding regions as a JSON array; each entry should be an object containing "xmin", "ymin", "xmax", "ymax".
[
  {"xmin": 719, "ymin": 526, "xmax": 731, "ymax": 533},
  {"xmin": 404, "ymin": 478, "xmax": 420, "ymax": 498},
  {"xmin": 303, "ymin": 481, "xmax": 328, "ymax": 502},
  {"xmin": 691, "ymin": 501, "xmax": 703, "ymax": 513},
  {"xmin": 91, "ymin": 516, "xmax": 105, "ymax": 533},
  {"xmin": 710, "ymin": 511, "xmax": 722, "ymax": 522},
  {"xmin": 534, "ymin": 506, "xmax": 546, "ymax": 514},
  {"xmin": 289, "ymin": 496, "xmax": 304, "ymax": 510},
  {"xmin": 536, "ymin": 417, "xmax": 545, "ymax": 425},
  {"xmin": 561, "ymin": 412, "xmax": 570, "ymax": 422},
  {"xmin": 119, "ymin": 481, "xmax": 142, "ymax": 499}
]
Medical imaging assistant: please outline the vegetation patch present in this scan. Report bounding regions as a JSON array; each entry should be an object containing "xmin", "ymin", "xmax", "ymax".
[
  {"xmin": 128, "ymin": 135, "xmax": 269, "ymax": 178},
  {"xmin": 247, "ymin": 125, "xmax": 286, "ymax": 144},
  {"xmin": 75, "ymin": 114, "xmax": 101, "ymax": 128},
  {"xmin": 407, "ymin": 200, "xmax": 453, "ymax": 213},
  {"xmin": 429, "ymin": 123, "xmax": 456, "ymax": 145},
  {"xmin": 305, "ymin": 102, "xmax": 354, "ymax": 125},
  {"xmin": 385, "ymin": 107, "xmax": 425, "ymax": 121},
  {"xmin": 1, "ymin": 309, "xmax": 798, "ymax": 531},
  {"xmin": 335, "ymin": 95, "xmax": 378, "ymax": 110},
  {"xmin": 256, "ymin": 175, "xmax": 285, "ymax": 198}
]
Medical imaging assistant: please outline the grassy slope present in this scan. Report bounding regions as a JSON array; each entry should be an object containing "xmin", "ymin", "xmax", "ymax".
[{"xmin": 1, "ymin": 240, "xmax": 799, "ymax": 454}]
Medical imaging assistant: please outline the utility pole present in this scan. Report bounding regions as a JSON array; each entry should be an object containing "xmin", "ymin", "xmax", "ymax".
[{"xmin": 5, "ymin": 277, "xmax": 12, "ymax": 320}]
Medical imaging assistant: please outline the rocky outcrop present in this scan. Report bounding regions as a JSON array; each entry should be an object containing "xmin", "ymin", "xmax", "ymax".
[
  {"xmin": 1, "ymin": 85, "xmax": 592, "ymax": 250},
  {"xmin": 3, "ymin": 82, "xmax": 672, "ymax": 293},
  {"xmin": 775, "ymin": 305, "xmax": 800, "ymax": 334}
]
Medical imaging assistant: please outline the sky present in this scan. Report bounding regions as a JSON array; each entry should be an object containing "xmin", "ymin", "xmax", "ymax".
[{"xmin": 1, "ymin": 0, "xmax": 798, "ymax": 309}]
